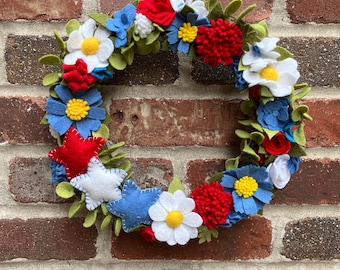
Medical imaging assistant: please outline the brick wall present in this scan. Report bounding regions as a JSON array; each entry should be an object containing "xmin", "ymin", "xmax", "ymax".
[{"xmin": 0, "ymin": 0, "xmax": 339, "ymax": 269}]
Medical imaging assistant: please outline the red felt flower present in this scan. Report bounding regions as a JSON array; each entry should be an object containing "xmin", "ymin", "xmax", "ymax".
[
  {"xmin": 48, "ymin": 127, "xmax": 106, "ymax": 180},
  {"xmin": 195, "ymin": 19, "xmax": 243, "ymax": 67},
  {"xmin": 136, "ymin": 0, "xmax": 176, "ymax": 27},
  {"xmin": 262, "ymin": 132, "xmax": 291, "ymax": 156},
  {"xmin": 191, "ymin": 182, "xmax": 233, "ymax": 229},
  {"xmin": 140, "ymin": 226, "xmax": 156, "ymax": 242},
  {"xmin": 249, "ymin": 85, "xmax": 261, "ymax": 102},
  {"xmin": 62, "ymin": 59, "xmax": 98, "ymax": 92}
]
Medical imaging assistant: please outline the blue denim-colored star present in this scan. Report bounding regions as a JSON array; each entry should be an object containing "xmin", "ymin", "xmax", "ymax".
[{"xmin": 107, "ymin": 180, "xmax": 162, "ymax": 232}]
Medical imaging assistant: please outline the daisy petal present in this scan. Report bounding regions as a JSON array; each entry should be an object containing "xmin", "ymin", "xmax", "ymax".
[
  {"xmin": 148, "ymin": 203, "xmax": 167, "ymax": 221},
  {"xmin": 174, "ymin": 225, "xmax": 191, "ymax": 245},
  {"xmin": 183, "ymin": 212, "xmax": 202, "ymax": 227}
]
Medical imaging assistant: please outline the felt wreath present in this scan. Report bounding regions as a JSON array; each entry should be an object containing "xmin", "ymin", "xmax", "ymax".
[{"xmin": 39, "ymin": 0, "xmax": 312, "ymax": 246}]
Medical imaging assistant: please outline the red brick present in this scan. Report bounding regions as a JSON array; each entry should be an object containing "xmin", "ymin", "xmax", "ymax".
[
  {"xmin": 282, "ymin": 217, "xmax": 340, "ymax": 260},
  {"xmin": 112, "ymin": 216, "xmax": 271, "ymax": 260},
  {"xmin": 287, "ymin": 0, "xmax": 340, "ymax": 24},
  {"xmin": 100, "ymin": 0, "xmax": 131, "ymax": 14},
  {"xmin": 0, "ymin": 97, "xmax": 54, "ymax": 144},
  {"xmin": 110, "ymin": 98, "xmax": 243, "ymax": 147},
  {"xmin": 272, "ymin": 159, "xmax": 340, "ymax": 205},
  {"xmin": 304, "ymin": 99, "xmax": 340, "ymax": 147},
  {"xmin": 0, "ymin": 0, "xmax": 82, "ymax": 21},
  {"xmin": 130, "ymin": 158, "xmax": 174, "ymax": 190},
  {"xmin": 9, "ymin": 157, "xmax": 66, "ymax": 203},
  {"xmin": 0, "ymin": 218, "xmax": 97, "ymax": 261}
]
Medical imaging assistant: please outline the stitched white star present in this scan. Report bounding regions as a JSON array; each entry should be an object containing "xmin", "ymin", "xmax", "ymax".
[{"xmin": 70, "ymin": 157, "xmax": 127, "ymax": 211}]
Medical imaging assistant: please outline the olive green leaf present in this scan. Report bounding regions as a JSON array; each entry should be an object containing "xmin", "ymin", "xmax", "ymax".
[
  {"xmin": 235, "ymin": 129, "xmax": 250, "ymax": 139},
  {"xmin": 68, "ymin": 200, "xmax": 85, "ymax": 218},
  {"xmin": 39, "ymin": 54, "xmax": 62, "ymax": 65},
  {"xmin": 114, "ymin": 218, "xmax": 122, "ymax": 236},
  {"xmin": 289, "ymin": 143, "xmax": 307, "ymax": 157},
  {"xmin": 250, "ymin": 131, "xmax": 264, "ymax": 145},
  {"xmin": 92, "ymin": 124, "xmax": 110, "ymax": 140},
  {"xmin": 293, "ymin": 123, "xmax": 306, "ymax": 145},
  {"xmin": 235, "ymin": 4, "xmax": 256, "ymax": 25},
  {"xmin": 100, "ymin": 213, "xmax": 113, "ymax": 230},
  {"xmin": 56, "ymin": 182, "xmax": 75, "ymax": 199},
  {"xmin": 42, "ymin": 72, "xmax": 61, "ymax": 86},
  {"xmin": 240, "ymin": 99, "xmax": 256, "ymax": 115},
  {"xmin": 88, "ymin": 13, "xmax": 111, "ymax": 28},
  {"xmin": 109, "ymin": 53, "xmax": 127, "ymax": 70},
  {"xmin": 224, "ymin": 0, "xmax": 242, "ymax": 18},
  {"xmin": 83, "ymin": 209, "xmax": 99, "ymax": 228},
  {"xmin": 53, "ymin": 30, "xmax": 66, "ymax": 51},
  {"xmin": 168, "ymin": 176, "xmax": 185, "ymax": 194},
  {"xmin": 207, "ymin": 172, "xmax": 224, "ymax": 183},
  {"xmin": 65, "ymin": 19, "xmax": 80, "ymax": 35},
  {"xmin": 274, "ymin": 46, "xmax": 294, "ymax": 61},
  {"xmin": 263, "ymin": 128, "xmax": 279, "ymax": 139},
  {"xmin": 291, "ymin": 105, "xmax": 309, "ymax": 122},
  {"xmin": 225, "ymin": 156, "xmax": 240, "ymax": 170},
  {"xmin": 198, "ymin": 225, "xmax": 219, "ymax": 244}
]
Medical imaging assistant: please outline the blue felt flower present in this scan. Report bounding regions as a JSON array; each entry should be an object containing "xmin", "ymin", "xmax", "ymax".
[
  {"xmin": 166, "ymin": 11, "xmax": 210, "ymax": 54},
  {"xmin": 220, "ymin": 210, "xmax": 248, "ymax": 228},
  {"xmin": 106, "ymin": 4, "xmax": 136, "ymax": 48},
  {"xmin": 50, "ymin": 161, "xmax": 67, "ymax": 183},
  {"xmin": 91, "ymin": 67, "xmax": 113, "ymax": 82},
  {"xmin": 256, "ymin": 97, "xmax": 292, "ymax": 132},
  {"xmin": 221, "ymin": 165, "xmax": 274, "ymax": 215},
  {"xmin": 232, "ymin": 56, "xmax": 248, "ymax": 90},
  {"xmin": 46, "ymin": 84, "xmax": 105, "ymax": 138},
  {"xmin": 288, "ymin": 157, "xmax": 301, "ymax": 174},
  {"xmin": 106, "ymin": 180, "xmax": 162, "ymax": 232}
]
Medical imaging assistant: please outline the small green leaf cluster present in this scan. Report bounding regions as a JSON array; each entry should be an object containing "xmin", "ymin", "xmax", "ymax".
[{"xmin": 197, "ymin": 225, "xmax": 219, "ymax": 244}]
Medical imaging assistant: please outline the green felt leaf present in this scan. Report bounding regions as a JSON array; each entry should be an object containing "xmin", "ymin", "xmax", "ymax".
[
  {"xmin": 235, "ymin": 129, "xmax": 250, "ymax": 139},
  {"xmin": 101, "ymin": 203, "xmax": 109, "ymax": 216},
  {"xmin": 292, "ymin": 85, "xmax": 312, "ymax": 103},
  {"xmin": 92, "ymin": 124, "xmax": 110, "ymax": 140},
  {"xmin": 261, "ymin": 86, "xmax": 274, "ymax": 98},
  {"xmin": 225, "ymin": 157, "xmax": 240, "ymax": 170},
  {"xmin": 99, "ymin": 141, "xmax": 125, "ymax": 157},
  {"xmin": 151, "ymin": 39, "xmax": 161, "ymax": 53},
  {"xmin": 198, "ymin": 226, "xmax": 219, "ymax": 244},
  {"xmin": 208, "ymin": 1, "xmax": 224, "ymax": 20},
  {"xmin": 53, "ymin": 30, "xmax": 66, "ymax": 51},
  {"xmin": 136, "ymin": 39, "xmax": 152, "ymax": 55},
  {"xmin": 125, "ymin": 171, "xmax": 134, "ymax": 181},
  {"xmin": 293, "ymin": 123, "xmax": 306, "ymax": 145},
  {"xmin": 207, "ymin": 172, "xmax": 224, "ymax": 183},
  {"xmin": 168, "ymin": 176, "xmax": 184, "ymax": 194},
  {"xmin": 80, "ymin": 192, "xmax": 86, "ymax": 202},
  {"xmin": 289, "ymin": 143, "xmax": 307, "ymax": 157},
  {"xmin": 250, "ymin": 131, "xmax": 264, "ymax": 145},
  {"xmin": 39, "ymin": 54, "xmax": 62, "ymax": 65},
  {"xmin": 40, "ymin": 114, "xmax": 48, "ymax": 125},
  {"xmin": 88, "ymin": 13, "xmax": 111, "ymax": 28},
  {"xmin": 235, "ymin": 4, "xmax": 256, "ymax": 25},
  {"xmin": 240, "ymin": 99, "xmax": 255, "ymax": 115},
  {"xmin": 121, "ymin": 44, "xmax": 135, "ymax": 65},
  {"xmin": 68, "ymin": 200, "xmax": 85, "ymax": 218},
  {"xmin": 224, "ymin": 0, "xmax": 242, "ymax": 17},
  {"xmin": 250, "ymin": 122, "xmax": 264, "ymax": 132},
  {"xmin": 56, "ymin": 182, "xmax": 75, "ymax": 199},
  {"xmin": 146, "ymin": 30, "xmax": 160, "ymax": 45},
  {"xmin": 83, "ymin": 209, "xmax": 98, "ymax": 228},
  {"xmin": 100, "ymin": 214, "xmax": 113, "ymax": 230},
  {"xmin": 274, "ymin": 46, "xmax": 294, "ymax": 61},
  {"xmin": 239, "ymin": 56, "xmax": 250, "ymax": 71},
  {"xmin": 109, "ymin": 53, "xmax": 127, "ymax": 70},
  {"xmin": 242, "ymin": 143, "xmax": 260, "ymax": 161},
  {"xmin": 180, "ymin": 4, "xmax": 195, "ymax": 17},
  {"xmin": 42, "ymin": 72, "xmax": 61, "ymax": 86},
  {"xmin": 116, "ymin": 160, "xmax": 131, "ymax": 172},
  {"xmin": 263, "ymin": 128, "xmax": 279, "ymax": 139},
  {"xmin": 65, "ymin": 19, "xmax": 80, "ymax": 35},
  {"xmin": 291, "ymin": 105, "xmax": 309, "ymax": 122},
  {"xmin": 114, "ymin": 218, "xmax": 122, "ymax": 236}
]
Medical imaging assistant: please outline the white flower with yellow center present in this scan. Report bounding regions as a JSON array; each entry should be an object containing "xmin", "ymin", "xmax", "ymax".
[
  {"xmin": 64, "ymin": 19, "xmax": 114, "ymax": 73},
  {"xmin": 148, "ymin": 190, "xmax": 203, "ymax": 246},
  {"xmin": 243, "ymin": 58, "xmax": 300, "ymax": 97}
]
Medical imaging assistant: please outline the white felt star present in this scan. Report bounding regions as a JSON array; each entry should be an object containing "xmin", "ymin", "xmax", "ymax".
[{"xmin": 70, "ymin": 157, "xmax": 127, "ymax": 211}]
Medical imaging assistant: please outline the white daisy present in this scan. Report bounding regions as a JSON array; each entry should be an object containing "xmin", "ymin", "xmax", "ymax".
[
  {"xmin": 148, "ymin": 190, "xmax": 203, "ymax": 246},
  {"xmin": 64, "ymin": 19, "xmax": 114, "ymax": 73}
]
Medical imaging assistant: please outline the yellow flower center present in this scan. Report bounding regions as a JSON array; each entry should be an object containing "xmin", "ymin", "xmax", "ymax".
[
  {"xmin": 65, "ymin": 98, "xmax": 90, "ymax": 121},
  {"xmin": 178, "ymin": 22, "xmax": 198, "ymax": 43},
  {"xmin": 165, "ymin": 210, "xmax": 184, "ymax": 228},
  {"xmin": 234, "ymin": 176, "xmax": 258, "ymax": 198},
  {"xmin": 81, "ymin": 37, "xmax": 100, "ymax": 55},
  {"xmin": 260, "ymin": 65, "xmax": 279, "ymax": 81}
]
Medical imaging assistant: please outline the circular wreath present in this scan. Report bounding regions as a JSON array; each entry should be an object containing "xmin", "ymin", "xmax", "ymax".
[{"xmin": 39, "ymin": 0, "xmax": 312, "ymax": 246}]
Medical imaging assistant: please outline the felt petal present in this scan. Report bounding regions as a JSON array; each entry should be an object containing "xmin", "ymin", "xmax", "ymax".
[
  {"xmin": 232, "ymin": 191, "xmax": 244, "ymax": 213},
  {"xmin": 166, "ymin": 233, "xmax": 177, "ymax": 246},
  {"xmin": 67, "ymin": 30, "xmax": 83, "ymax": 52},
  {"xmin": 64, "ymin": 50, "xmax": 84, "ymax": 65},
  {"xmin": 83, "ymin": 55, "xmax": 99, "ymax": 73},
  {"xmin": 158, "ymin": 192, "xmax": 176, "ymax": 212},
  {"xmin": 94, "ymin": 25, "xmax": 111, "ymax": 39},
  {"xmin": 46, "ymin": 114, "xmax": 72, "ymax": 135},
  {"xmin": 253, "ymin": 188, "xmax": 273, "ymax": 204},
  {"xmin": 74, "ymin": 118, "xmax": 101, "ymax": 137},
  {"xmin": 182, "ymin": 212, "xmax": 202, "ymax": 227},
  {"xmin": 167, "ymin": 31, "xmax": 180, "ymax": 45},
  {"xmin": 221, "ymin": 174, "xmax": 237, "ymax": 188},
  {"xmin": 87, "ymin": 107, "xmax": 106, "ymax": 120},
  {"xmin": 55, "ymin": 85, "xmax": 73, "ymax": 104},
  {"xmin": 81, "ymin": 19, "xmax": 97, "ymax": 38},
  {"xmin": 97, "ymin": 40, "xmax": 114, "ymax": 62},
  {"xmin": 152, "ymin": 221, "xmax": 172, "ymax": 241},
  {"xmin": 173, "ymin": 190, "xmax": 186, "ymax": 201},
  {"xmin": 46, "ymin": 99, "xmax": 67, "ymax": 115},
  {"xmin": 81, "ymin": 88, "xmax": 103, "ymax": 105},
  {"xmin": 242, "ymin": 70, "xmax": 261, "ymax": 87},
  {"xmin": 241, "ymin": 197, "xmax": 259, "ymax": 215},
  {"xmin": 148, "ymin": 203, "xmax": 167, "ymax": 221},
  {"xmin": 183, "ymin": 223, "xmax": 198, "ymax": 238},
  {"xmin": 174, "ymin": 224, "xmax": 191, "ymax": 245},
  {"xmin": 177, "ymin": 198, "xmax": 195, "ymax": 214},
  {"xmin": 177, "ymin": 40, "xmax": 190, "ymax": 54}
]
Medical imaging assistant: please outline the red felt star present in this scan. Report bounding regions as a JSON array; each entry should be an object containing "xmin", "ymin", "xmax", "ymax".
[{"xmin": 48, "ymin": 127, "xmax": 106, "ymax": 180}]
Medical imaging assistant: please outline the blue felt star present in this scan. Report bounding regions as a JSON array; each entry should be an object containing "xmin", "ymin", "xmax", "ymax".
[{"xmin": 107, "ymin": 180, "xmax": 162, "ymax": 232}]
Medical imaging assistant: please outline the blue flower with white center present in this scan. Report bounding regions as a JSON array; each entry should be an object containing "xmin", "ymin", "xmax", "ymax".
[
  {"xmin": 107, "ymin": 180, "xmax": 162, "ymax": 232},
  {"xmin": 166, "ymin": 11, "xmax": 210, "ymax": 54},
  {"xmin": 106, "ymin": 4, "xmax": 136, "ymax": 48},
  {"xmin": 46, "ymin": 84, "xmax": 106, "ymax": 138},
  {"xmin": 221, "ymin": 165, "xmax": 274, "ymax": 215},
  {"xmin": 256, "ymin": 97, "xmax": 292, "ymax": 132}
]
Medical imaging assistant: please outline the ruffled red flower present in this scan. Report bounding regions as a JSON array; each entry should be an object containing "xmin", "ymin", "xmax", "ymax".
[
  {"xmin": 195, "ymin": 19, "xmax": 243, "ymax": 67},
  {"xmin": 191, "ymin": 182, "xmax": 233, "ymax": 229},
  {"xmin": 140, "ymin": 226, "xmax": 156, "ymax": 242},
  {"xmin": 62, "ymin": 59, "xmax": 98, "ymax": 92},
  {"xmin": 262, "ymin": 132, "xmax": 291, "ymax": 156},
  {"xmin": 136, "ymin": 0, "xmax": 176, "ymax": 27}
]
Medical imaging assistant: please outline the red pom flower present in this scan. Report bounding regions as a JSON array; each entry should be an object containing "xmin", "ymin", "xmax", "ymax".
[
  {"xmin": 136, "ymin": 0, "xmax": 176, "ymax": 27},
  {"xmin": 195, "ymin": 19, "xmax": 243, "ymax": 67},
  {"xmin": 262, "ymin": 132, "xmax": 292, "ymax": 156},
  {"xmin": 191, "ymin": 182, "xmax": 233, "ymax": 229},
  {"xmin": 140, "ymin": 226, "xmax": 156, "ymax": 242},
  {"xmin": 62, "ymin": 59, "xmax": 98, "ymax": 92}
]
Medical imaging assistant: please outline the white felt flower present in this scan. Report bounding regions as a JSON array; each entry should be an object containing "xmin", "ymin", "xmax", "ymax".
[
  {"xmin": 148, "ymin": 190, "xmax": 203, "ymax": 246},
  {"xmin": 64, "ymin": 19, "xmax": 114, "ymax": 73},
  {"xmin": 267, "ymin": 154, "xmax": 291, "ymax": 189},
  {"xmin": 170, "ymin": 0, "xmax": 209, "ymax": 19},
  {"xmin": 70, "ymin": 157, "xmax": 127, "ymax": 210},
  {"xmin": 242, "ymin": 57, "xmax": 300, "ymax": 97},
  {"xmin": 134, "ymin": 13, "xmax": 155, "ymax": 39}
]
